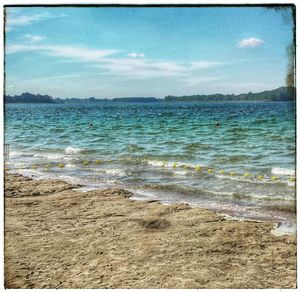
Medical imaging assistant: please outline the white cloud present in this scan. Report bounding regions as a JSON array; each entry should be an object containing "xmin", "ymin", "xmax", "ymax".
[
  {"xmin": 5, "ymin": 11, "xmax": 66, "ymax": 30},
  {"xmin": 6, "ymin": 12, "xmax": 50, "ymax": 29},
  {"xmin": 23, "ymin": 34, "xmax": 45, "ymax": 43},
  {"xmin": 90, "ymin": 58, "xmax": 189, "ymax": 79},
  {"xmin": 6, "ymin": 44, "xmax": 37, "ymax": 54},
  {"xmin": 190, "ymin": 61, "xmax": 226, "ymax": 70},
  {"xmin": 127, "ymin": 52, "xmax": 145, "ymax": 58},
  {"xmin": 6, "ymin": 44, "xmax": 119, "ymax": 62},
  {"xmin": 92, "ymin": 58, "xmax": 226, "ymax": 80},
  {"xmin": 238, "ymin": 38, "xmax": 264, "ymax": 48},
  {"xmin": 44, "ymin": 46, "xmax": 119, "ymax": 62},
  {"xmin": 6, "ymin": 40, "xmax": 226, "ymax": 82},
  {"xmin": 7, "ymin": 14, "xmax": 45, "ymax": 26}
]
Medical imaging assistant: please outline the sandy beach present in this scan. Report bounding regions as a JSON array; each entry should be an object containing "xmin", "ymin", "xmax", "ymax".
[{"xmin": 4, "ymin": 173, "xmax": 296, "ymax": 288}]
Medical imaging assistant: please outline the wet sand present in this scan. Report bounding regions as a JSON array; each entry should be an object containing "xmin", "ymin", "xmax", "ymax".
[{"xmin": 4, "ymin": 173, "xmax": 296, "ymax": 288}]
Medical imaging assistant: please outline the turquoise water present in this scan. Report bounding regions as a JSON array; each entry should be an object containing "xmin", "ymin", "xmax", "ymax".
[{"xmin": 5, "ymin": 101, "xmax": 296, "ymax": 222}]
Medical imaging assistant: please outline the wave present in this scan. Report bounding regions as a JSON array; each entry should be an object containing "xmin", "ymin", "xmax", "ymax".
[
  {"xmin": 50, "ymin": 127, "xmax": 65, "ymax": 133},
  {"xmin": 271, "ymin": 167, "xmax": 295, "ymax": 176},
  {"xmin": 216, "ymin": 173, "xmax": 294, "ymax": 186},
  {"xmin": 100, "ymin": 168, "xmax": 126, "ymax": 176},
  {"xmin": 9, "ymin": 150, "xmax": 25, "ymax": 157},
  {"xmin": 287, "ymin": 180, "xmax": 296, "ymax": 187},
  {"xmin": 268, "ymin": 204, "xmax": 296, "ymax": 213},
  {"xmin": 80, "ymin": 149, "xmax": 98, "ymax": 155},
  {"xmin": 160, "ymin": 140, "xmax": 181, "ymax": 146},
  {"xmin": 33, "ymin": 153, "xmax": 65, "ymax": 160},
  {"xmin": 214, "ymin": 155, "xmax": 251, "ymax": 164},
  {"xmin": 210, "ymin": 190, "xmax": 295, "ymax": 202},
  {"xmin": 228, "ymin": 127, "xmax": 248, "ymax": 134},
  {"xmin": 65, "ymin": 146, "xmax": 82, "ymax": 155},
  {"xmin": 145, "ymin": 160, "xmax": 293, "ymax": 185},
  {"xmin": 9, "ymin": 151, "xmax": 35, "ymax": 158},
  {"xmin": 11, "ymin": 147, "xmax": 82, "ymax": 161},
  {"xmin": 146, "ymin": 159, "xmax": 200, "ymax": 169},
  {"xmin": 13, "ymin": 168, "xmax": 50, "ymax": 180},
  {"xmin": 183, "ymin": 142, "xmax": 213, "ymax": 151},
  {"xmin": 65, "ymin": 163, "xmax": 77, "ymax": 168},
  {"xmin": 173, "ymin": 170, "xmax": 189, "ymax": 176},
  {"xmin": 142, "ymin": 183, "xmax": 295, "ymax": 203},
  {"xmin": 126, "ymin": 144, "xmax": 145, "ymax": 152},
  {"xmin": 142, "ymin": 183, "xmax": 200, "ymax": 195},
  {"xmin": 147, "ymin": 160, "xmax": 165, "ymax": 167},
  {"xmin": 254, "ymin": 118, "xmax": 275, "ymax": 125}
]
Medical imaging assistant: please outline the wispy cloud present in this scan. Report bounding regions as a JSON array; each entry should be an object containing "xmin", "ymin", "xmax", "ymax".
[
  {"xmin": 86, "ymin": 57, "xmax": 184, "ymax": 80},
  {"xmin": 6, "ymin": 44, "xmax": 119, "ymax": 62},
  {"xmin": 91, "ymin": 58, "xmax": 222, "ymax": 80},
  {"xmin": 6, "ymin": 40, "xmax": 226, "ymax": 83},
  {"xmin": 7, "ymin": 13, "xmax": 47, "ymax": 26},
  {"xmin": 44, "ymin": 46, "xmax": 119, "ymax": 62},
  {"xmin": 92, "ymin": 58, "xmax": 226, "ymax": 80},
  {"xmin": 190, "ymin": 61, "xmax": 226, "ymax": 70},
  {"xmin": 6, "ymin": 44, "xmax": 36, "ymax": 54},
  {"xmin": 5, "ymin": 10, "xmax": 66, "ymax": 30},
  {"xmin": 238, "ymin": 38, "xmax": 264, "ymax": 48},
  {"xmin": 127, "ymin": 52, "xmax": 145, "ymax": 58},
  {"xmin": 22, "ymin": 34, "xmax": 45, "ymax": 43}
]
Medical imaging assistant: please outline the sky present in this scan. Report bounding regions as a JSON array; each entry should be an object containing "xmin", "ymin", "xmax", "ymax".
[{"xmin": 5, "ymin": 6, "xmax": 294, "ymax": 98}]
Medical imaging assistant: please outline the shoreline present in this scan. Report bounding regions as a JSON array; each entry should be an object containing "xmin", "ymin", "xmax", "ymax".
[
  {"xmin": 4, "ymin": 173, "xmax": 296, "ymax": 288},
  {"xmin": 7, "ymin": 167, "xmax": 296, "ymax": 225}
]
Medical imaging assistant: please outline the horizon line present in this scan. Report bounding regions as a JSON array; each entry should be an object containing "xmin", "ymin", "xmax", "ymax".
[{"xmin": 5, "ymin": 85, "xmax": 294, "ymax": 100}]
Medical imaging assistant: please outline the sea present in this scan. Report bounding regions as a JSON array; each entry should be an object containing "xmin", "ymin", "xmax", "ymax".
[{"xmin": 4, "ymin": 101, "xmax": 296, "ymax": 227}]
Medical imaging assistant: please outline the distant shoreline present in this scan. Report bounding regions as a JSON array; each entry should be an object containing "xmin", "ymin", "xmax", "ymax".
[
  {"xmin": 4, "ymin": 86, "xmax": 295, "ymax": 103},
  {"xmin": 4, "ymin": 99, "xmax": 296, "ymax": 104}
]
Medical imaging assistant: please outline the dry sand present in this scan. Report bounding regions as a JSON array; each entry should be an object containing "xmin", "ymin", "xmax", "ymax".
[{"xmin": 4, "ymin": 173, "xmax": 296, "ymax": 288}]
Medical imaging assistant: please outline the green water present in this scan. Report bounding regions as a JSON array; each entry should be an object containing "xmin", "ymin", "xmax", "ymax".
[{"xmin": 5, "ymin": 101, "xmax": 296, "ymax": 222}]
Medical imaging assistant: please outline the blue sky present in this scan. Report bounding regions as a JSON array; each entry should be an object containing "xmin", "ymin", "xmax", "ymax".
[{"xmin": 5, "ymin": 6, "xmax": 294, "ymax": 98}]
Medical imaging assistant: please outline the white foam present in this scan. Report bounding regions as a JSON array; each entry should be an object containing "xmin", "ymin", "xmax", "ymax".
[
  {"xmin": 173, "ymin": 170, "xmax": 188, "ymax": 176},
  {"xmin": 287, "ymin": 181, "xmax": 296, "ymax": 187},
  {"xmin": 7, "ymin": 162, "xmax": 27, "ymax": 168},
  {"xmin": 147, "ymin": 160, "xmax": 165, "ymax": 167},
  {"xmin": 209, "ymin": 190, "xmax": 237, "ymax": 197},
  {"xmin": 147, "ymin": 160, "xmax": 200, "ymax": 169},
  {"xmin": 10, "ymin": 151, "xmax": 24, "ymax": 157},
  {"xmin": 271, "ymin": 222, "xmax": 296, "ymax": 236},
  {"xmin": 16, "ymin": 168, "xmax": 49, "ymax": 180},
  {"xmin": 129, "ymin": 189, "xmax": 158, "ymax": 200},
  {"xmin": 102, "ymin": 169, "xmax": 126, "ymax": 176},
  {"xmin": 34, "ymin": 153, "xmax": 64, "ymax": 160},
  {"xmin": 271, "ymin": 167, "xmax": 295, "ymax": 176},
  {"xmin": 56, "ymin": 175, "xmax": 81, "ymax": 184},
  {"xmin": 65, "ymin": 164, "xmax": 77, "ymax": 168},
  {"xmin": 177, "ymin": 162, "xmax": 198, "ymax": 168},
  {"xmin": 65, "ymin": 146, "xmax": 82, "ymax": 155},
  {"xmin": 10, "ymin": 151, "xmax": 34, "ymax": 158}
]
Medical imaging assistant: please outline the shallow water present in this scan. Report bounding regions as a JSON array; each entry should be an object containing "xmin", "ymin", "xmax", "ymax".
[{"xmin": 5, "ymin": 101, "xmax": 296, "ymax": 223}]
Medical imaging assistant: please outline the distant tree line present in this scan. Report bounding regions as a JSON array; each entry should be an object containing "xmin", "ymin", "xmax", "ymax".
[
  {"xmin": 112, "ymin": 97, "xmax": 157, "ymax": 102},
  {"xmin": 61, "ymin": 97, "xmax": 109, "ymax": 102},
  {"xmin": 165, "ymin": 87, "xmax": 295, "ymax": 102},
  {"xmin": 4, "ymin": 93, "xmax": 111, "ymax": 103},
  {"xmin": 4, "ymin": 86, "xmax": 295, "ymax": 103},
  {"xmin": 4, "ymin": 92, "xmax": 55, "ymax": 103}
]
